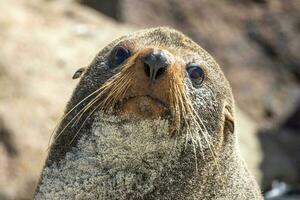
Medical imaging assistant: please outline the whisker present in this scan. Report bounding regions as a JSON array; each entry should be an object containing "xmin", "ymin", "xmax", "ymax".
[
  {"xmin": 188, "ymin": 103, "xmax": 225, "ymax": 184},
  {"xmin": 47, "ymin": 87, "xmax": 103, "ymax": 149},
  {"xmin": 71, "ymin": 93, "xmax": 102, "ymax": 127},
  {"xmin": 48, "ymin": 53, "xmax": 139, "ymax": 151},
  {"xmin": 69, "ymin": 102, "xmax": 102, "ymax": 145},
  {"xmin": 191, "ymin": 108, "xmax": 224, "ymax": 181},
  {"xmin": 55, "ymin": 63, "xmax": 134, "ymax": 138},
  {"xmin": 169, "ymin": 78, "xmax": 205, "ymax": 171},
  {"xmin": 99, "ymin": 76, "xmax": 132, "ymax": 111},
  {"xmin": 171, "ymin": 79, "xmax": 222, "ymax": 176},
  {"xmin": 53, "ymin": 94, "xmax": 101, "ymax": 143}
]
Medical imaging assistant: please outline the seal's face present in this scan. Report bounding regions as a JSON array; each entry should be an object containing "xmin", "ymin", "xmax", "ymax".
[
  {"xmin": 102, "ymin": 40, "xmax": 207, "ymax": 119},
  {"xmin": 81, "ymin": 28, "xmax": 234, "ymax": 145},
  {"xmin": 110, "ymin": 45, "xmax": 208, "ymax": 123},
  {"xmin": 51, "ymin": 27, "xmax": 235, "ymax": 165}
]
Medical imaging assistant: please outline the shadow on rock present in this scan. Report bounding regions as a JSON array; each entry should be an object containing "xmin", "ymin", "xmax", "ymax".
[
  {"xmin": 259, "ymin": 102, "xmax": 300, "ymax": 193},
  {"xmin": 0, "ymin": 118, "xmax": 18, "ymax": 157}
]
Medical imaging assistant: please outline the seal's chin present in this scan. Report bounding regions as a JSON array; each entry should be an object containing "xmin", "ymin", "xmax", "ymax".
[{"xmin": 117, "ymin": 95, "xmax": 169, "ymax": 119}]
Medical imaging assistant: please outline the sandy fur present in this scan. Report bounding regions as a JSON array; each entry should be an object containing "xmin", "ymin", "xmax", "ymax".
[
  {"xmin": 35, "ymin": 113, "xmax": 185, "ymax": 199},
  {"xmin": 34, "ymin": 27, "xmax": 263, "ymax": 200}
]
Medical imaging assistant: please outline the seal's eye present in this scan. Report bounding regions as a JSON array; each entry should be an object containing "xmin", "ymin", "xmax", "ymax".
[
  {"xmin": 112, "ymin": 47, "xmax": 131, "ymax": 65},
  {"xmin": 187, "ymin": 64, "xmax": 205, "ymax": 86}
]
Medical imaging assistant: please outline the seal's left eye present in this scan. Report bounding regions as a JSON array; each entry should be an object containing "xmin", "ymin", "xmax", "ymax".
[
  {"xmin": 112, "ymin": 47, "xmax": 131, "ymax": 65},
  {"xmin": 187, "ymin": 64, "xmax": 205, "ymax": 86}
]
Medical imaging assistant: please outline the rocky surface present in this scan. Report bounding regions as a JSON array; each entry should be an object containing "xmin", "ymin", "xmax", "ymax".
[
  {"xmin": 0, "ymin": 0, "xmax": 299, "ymax": 199},
  {"xmin": 259, "ymin": 102, "xmax": 300, "ymax": 191}
]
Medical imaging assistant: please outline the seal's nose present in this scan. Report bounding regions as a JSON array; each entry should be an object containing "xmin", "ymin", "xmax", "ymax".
[{"xmin": 141, "ymin": 50, "xmax": 170, "ymax": 81}]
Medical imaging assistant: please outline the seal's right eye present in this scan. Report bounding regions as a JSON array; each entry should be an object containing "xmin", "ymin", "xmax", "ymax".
[
  {"xmin": 186, "ymin": 63, "xmax": 205, "ymax": 86},
  {"xmin": 111, "ymin": 47, "xmax": 131, "ymax": 66}
]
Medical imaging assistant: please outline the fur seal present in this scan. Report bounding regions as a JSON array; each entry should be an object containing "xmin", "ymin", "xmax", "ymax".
[{"xmin": 34, "ymin": 27, "xmax": 262, "ymax": 199}]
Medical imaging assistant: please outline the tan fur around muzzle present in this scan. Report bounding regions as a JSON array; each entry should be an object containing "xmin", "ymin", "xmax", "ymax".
[{"xmin": 93, "ymin": 48, "xmax": 191, "ymax": 133}]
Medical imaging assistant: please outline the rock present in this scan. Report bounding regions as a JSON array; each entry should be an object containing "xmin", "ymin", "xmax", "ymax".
[
  {"xmin": 236, "ymin": 109, "xmax": 263, "ymax": 184},
  {"xmin": 0, "ymin": 118, "xmax": 18, "ymax": 157},
  {"xmin": 282, "ymin": 101, "xmax": 300, "ymax": 132},
  {"xmin": 78, "ymin": 0, "xmax": 123, "ymax": 21},
  {"xmin": 259, "ymin": 129, "xmax": 300, "ymax": 191},
  {"xmin": 258, "ymin": 102, "xmax": 300, "ymax": 191}
]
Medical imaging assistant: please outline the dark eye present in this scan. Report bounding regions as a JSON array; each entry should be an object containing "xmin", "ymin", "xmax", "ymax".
[
  {"xmin": 187, "ymin": 64, "xmax": 205, "ymax": 86},
  {"xmin": 112, "ymin": 47, "xmax": 131, "ymax": 65}
]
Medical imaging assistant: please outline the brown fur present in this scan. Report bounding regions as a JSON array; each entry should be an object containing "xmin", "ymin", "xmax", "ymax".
[{"xmin": 34, "ymin": 27, "xmax": 262, "ymax": 199}]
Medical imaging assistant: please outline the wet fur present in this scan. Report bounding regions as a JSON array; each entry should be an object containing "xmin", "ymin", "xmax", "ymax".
[{"xmin": 35, "ymin": 27, "xmax": 262, "ymax": 199}]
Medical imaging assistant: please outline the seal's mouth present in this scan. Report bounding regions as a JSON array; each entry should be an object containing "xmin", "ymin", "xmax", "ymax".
[
  {"xmin": 117, "ymin": 95, "xmax": 170, "ymax": 119},
  {"xmin": 123, "ymin": 95, "xmax": 168, "ymax": 108}
]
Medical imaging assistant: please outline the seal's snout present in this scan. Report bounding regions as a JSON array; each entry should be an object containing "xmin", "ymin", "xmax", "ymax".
[
  {"xmin": 106, "ymin": 48, "xmax": 182, "ymax": 120},
  {"xmin": 141, "ymin": 50, "xmax": 172, "ymax": 81}
]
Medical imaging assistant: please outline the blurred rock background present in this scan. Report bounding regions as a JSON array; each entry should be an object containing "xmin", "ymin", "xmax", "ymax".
[{"xmin": 0, "ymin": 0, "xmax": 299, "ymax": 199}]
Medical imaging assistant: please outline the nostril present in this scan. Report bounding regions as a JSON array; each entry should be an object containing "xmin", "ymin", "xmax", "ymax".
[
  {"xmin": 156, "ymin": 67, "xmax": 166, "ymax": 79},
  {"xmin": 141, "ymin": 50, "xmax": 170, "ymax": 81},
  {"xmin": 144, "ymin": 63, "xmax": 150, "ymax": 77}
]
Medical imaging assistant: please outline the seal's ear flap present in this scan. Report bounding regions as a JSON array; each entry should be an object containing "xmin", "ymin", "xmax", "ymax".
[
  {"xmin": 72, "ymin": 67, "xmax": 86, "ymax": 79},
  {"xmin": 224, "ymin": 104, "xmax": 235, "ymax": 134}
]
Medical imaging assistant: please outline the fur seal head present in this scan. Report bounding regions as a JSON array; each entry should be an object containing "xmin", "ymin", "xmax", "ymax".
[{"xmin": 35, "ymin": 27, "xmax": 262, "ymax": 199}]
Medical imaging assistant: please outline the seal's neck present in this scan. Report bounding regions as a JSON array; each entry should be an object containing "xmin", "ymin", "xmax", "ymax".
[{"xmin": 36, "ymin": 115, "xmax": 262, "ymax": 199}]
